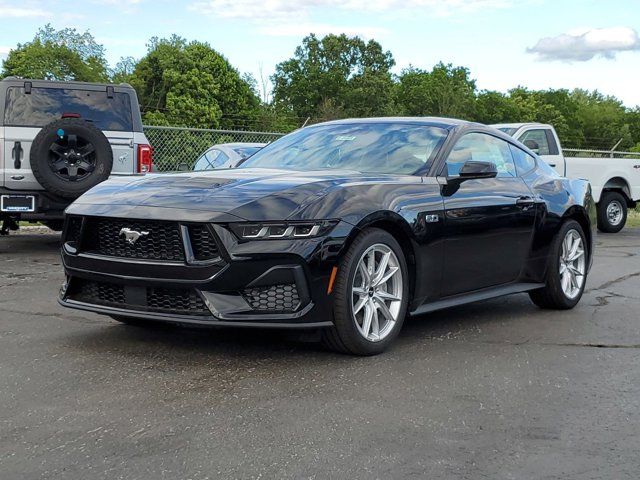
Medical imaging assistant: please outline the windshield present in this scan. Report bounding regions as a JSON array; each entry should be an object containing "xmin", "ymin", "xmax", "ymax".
[
  {"xmin": 496, "ymin": 127, "xmax": 517, "ymax": 136},
  {"xmin": 240, "ymin": 123, "xmax": 448, "ymax": 174},
  {"xmin": 233, "ymin": 146, "xmax": 262, "ymax": 159}
]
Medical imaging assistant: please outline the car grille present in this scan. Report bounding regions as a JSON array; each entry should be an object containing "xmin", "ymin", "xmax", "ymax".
[
  {"xmin": 67, "ymin": 280, "xmax": 211, "ymax": 316},
  {"xmin": 147, "ymin": 287, "xmax": 209, "ymax": 315},
  {"xmin": 242, "ymin": 284, "xmax": 301, "ymax": 312},
  {"xmin": 72, "ymin": 279, "xmax": 126, "ymax": 306},
  {"xmin": 186, "ymin": 224, "xmax": 220, "ymax": 261},
  {"xmin": 70, "ymin": 217, "xmax": 222, "ymax": 263},
  {"xmin": 82, "ymin": 218, "xmax": 185, "ymax": 261},
  {"xmin": 64, "ymin": 216, "xmax": 83, "ymax": 244}
]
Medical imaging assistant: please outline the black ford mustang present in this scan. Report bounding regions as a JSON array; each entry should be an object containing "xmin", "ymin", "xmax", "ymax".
[{"xmin": 59, "ymin": 118, "xmax": 595, "ymax": 355}]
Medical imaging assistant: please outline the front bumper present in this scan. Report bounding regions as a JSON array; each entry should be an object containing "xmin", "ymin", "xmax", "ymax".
[{"xmin": 59, "ymin": 217, "xmax": 352, "ymax": 328}]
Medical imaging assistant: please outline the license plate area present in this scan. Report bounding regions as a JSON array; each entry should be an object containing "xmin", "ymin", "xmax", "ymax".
[{"xmin": 1, "ymin": 195, "xmax": 36, "ymax": 212}]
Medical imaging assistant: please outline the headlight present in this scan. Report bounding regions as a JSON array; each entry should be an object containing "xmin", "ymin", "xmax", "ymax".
[{"xmin": 229, "ymin": 220, "xmax": 338, "ymax": 240}]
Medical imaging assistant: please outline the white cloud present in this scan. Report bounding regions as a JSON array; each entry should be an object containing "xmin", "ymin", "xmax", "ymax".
[
  {"xmin": 527, "ymin": 27, "xmax": 640, "ymax": 62},
  {"xmin": 0, "ymin": 1, "xmax": 47, "ymax": 17},
  {"xmin": 189, "ymin": 0, "xmax": 513, "ymax": 35}
]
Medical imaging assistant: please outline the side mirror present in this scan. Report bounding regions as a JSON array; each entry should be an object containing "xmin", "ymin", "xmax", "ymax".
[
  {"xmin": 177, "ymin": 163, "xmax": 191, "ymax": 172},
  {"xmin": 458, "ymin": 160, "xmax": 498, "ymax": 179}
]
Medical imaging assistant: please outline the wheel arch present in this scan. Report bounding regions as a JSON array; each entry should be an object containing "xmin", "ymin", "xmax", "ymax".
[
  {"xmin": 602, "ymin": 177, "xmax": 634, "ymax": 206},
  {"xmin": 562, "ymin": 206, "xmax": 593, "ymax": 264},
  {"xmin": 342, "ymin": 211, "xmax": 418, "ymax": 304}
]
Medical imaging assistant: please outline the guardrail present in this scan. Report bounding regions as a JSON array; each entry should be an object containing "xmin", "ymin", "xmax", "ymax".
[
  {"xmin": 143, "ymin": 125, "xmax": 284, "ymax": 172},
  {"xmin": 563, "ymin": 148, "xmax": 640, "ymax": 159}
]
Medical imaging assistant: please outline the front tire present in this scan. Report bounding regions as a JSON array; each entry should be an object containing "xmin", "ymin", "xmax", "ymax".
[
  {"xmin": 529, "ymin": 220, "xmax": 588, "ymax": 309},
  {"xmin": 322, "ymin": 228, "xmax": 409, "ymax": 355},
  {"xmin": 597, "ymin": 191, "xmax": 627, "ymax": 233}
]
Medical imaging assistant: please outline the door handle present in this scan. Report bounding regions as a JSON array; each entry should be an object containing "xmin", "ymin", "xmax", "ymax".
[
  {"xmin": 12, "ymin": 141, "xmax": 23, "ymax": 169},
  {"xmin": 516, "ymin": 196, "xmax": 535, "ymax": 210}
]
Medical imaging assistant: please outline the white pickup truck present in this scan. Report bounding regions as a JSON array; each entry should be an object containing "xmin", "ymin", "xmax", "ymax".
[{"xmin": 493, "ymin": 123, "xmax": 640, "ymax": 233}]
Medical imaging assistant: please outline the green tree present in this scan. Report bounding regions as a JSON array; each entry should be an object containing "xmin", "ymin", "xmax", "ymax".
[
  {"xmin": 569, "ymin": 89, "xmax": 633, "ymax": 149},
  {"xmin": 130, "ymin": 36, "xmax": 260, "ymax": 129},
  {"xmin": 271, "ymin": 33, "xmax": 396, "ymax": 121},
  {"xmin": 110, "ymin": 56, "xmax": 137, "ymax": 84},
  {"xmin": 1, "ymin": 24, "xmax": 108, "ymax": 81},
  {"xmin": 396, "ymin": 63, "xmax": 477, "ymax": 119},
  {"xmin": 473, "ymin": 90, "xmax": 519, "ymax": 124}
]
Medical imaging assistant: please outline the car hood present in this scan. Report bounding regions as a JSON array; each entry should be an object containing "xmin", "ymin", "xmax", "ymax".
[{"xmin": 68, "ymin": 168, "xmax": 414, "ymax": 222}]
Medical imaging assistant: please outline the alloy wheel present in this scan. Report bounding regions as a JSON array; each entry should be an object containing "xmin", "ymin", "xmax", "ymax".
[
  {"xmin": 559, "ymin": 229, "xmax": 586, "ymax": 299},
  {"xmin": 351, "ymin": 243, "xmax": 403, "ymax": 342}
]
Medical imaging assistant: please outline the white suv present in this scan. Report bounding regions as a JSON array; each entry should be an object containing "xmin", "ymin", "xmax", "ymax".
[{"xmin": 0, "ymin": 78, "xmax": 152, "ymax": 233}]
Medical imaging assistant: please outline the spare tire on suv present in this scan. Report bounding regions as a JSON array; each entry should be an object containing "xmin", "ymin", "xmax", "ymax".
[{"xmin": 30, "ymin": 118, "xmax": 113, "ymax": 198}]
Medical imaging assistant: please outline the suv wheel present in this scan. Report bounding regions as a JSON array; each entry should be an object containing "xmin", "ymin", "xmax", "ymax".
[
  {"xmin": 30, "ymin": 118, "xmax": 113, "ymax": 199},
  {"xmin": 322, "ymin": 228, "xmax": 409, "ymax": 355},
  {"xmin": 597, "ymin": 191, "xmax": 627, "ymax": 233}
]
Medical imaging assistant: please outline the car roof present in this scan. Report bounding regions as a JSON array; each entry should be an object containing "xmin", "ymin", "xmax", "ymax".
[
  {"xmin": 0, "ymin": 77, "xmax": 135, "ymax": 91},
  {"xmin": 214, "ymin": 143, "xmax": 267, "ymax": 148},
  {"xmin": 491, "ymin": 122, "xmax": 553, "ymax": 129},
  {"xmin": 315, "ymin": 116, "xmax": 478, "ymax": 129}
]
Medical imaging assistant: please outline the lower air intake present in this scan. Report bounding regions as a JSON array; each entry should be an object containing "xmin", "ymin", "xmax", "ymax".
[{"xmin": 242, "ymin": 283, "xmax": 301, "ymax": 313}]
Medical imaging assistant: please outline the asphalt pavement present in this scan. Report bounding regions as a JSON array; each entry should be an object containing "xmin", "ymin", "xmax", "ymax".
[{"xmin": 1, "ymin": 228, "xmax": 639, "ymax": 479}]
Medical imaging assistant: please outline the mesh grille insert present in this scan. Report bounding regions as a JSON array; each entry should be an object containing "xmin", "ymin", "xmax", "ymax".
[
  {"xmin": 67, "ymin": 280, "xmax": 210, "ymax": 316},
  {"xmin": 187, "ymin": 225, "xmax": 220, "ymax": 261},
  {"xmin": 147, "ymin": 287, "xmax": 210, "ymax": 316},
  {"xmin": 242, "ymin": 284, "xmax": 301, "ymax": 312},
  {"xmin": 83, "ymin": 217, "xmax": 185, "ymax": 261},
  {"xmin": 64, "ymin": 216, "xmax": 83, "ymax": 244}
]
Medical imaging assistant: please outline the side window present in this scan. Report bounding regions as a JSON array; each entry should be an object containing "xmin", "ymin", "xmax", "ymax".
[
  {"xmin": 509, "ymin": 144, "xmax": 537, "ymax": 175},
  {"xmin": 445, "ymin": 132, "xmax": 516, "ymax": 178},
  {"xmin": 194, "ymin": 149, "xmax": 221, "ymax": 170},
  {"xmin": 214, "ymin": 151, "xmax": 229, "ymax": 167},
  {"xmin": 519, "ymin": 129, "xmax": 551, "ymax": 155}
]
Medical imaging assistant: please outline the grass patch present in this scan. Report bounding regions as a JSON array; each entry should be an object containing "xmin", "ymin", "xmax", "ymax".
[{"xmin": 627, "ymin": 208, "xmax": 640, "ymax": 228}]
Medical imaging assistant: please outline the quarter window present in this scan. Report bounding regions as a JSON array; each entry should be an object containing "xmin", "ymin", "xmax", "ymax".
[
  {"xmin": 509, "ymin": 144, "xmax": 537, "ymax": 175},
  {"xmin": 445, "ymin": 133, "xmax": 517, "ymax": 178},
  {"xmin": 519, "ymin": 129, "xmax": 551, "ymax": 155}
]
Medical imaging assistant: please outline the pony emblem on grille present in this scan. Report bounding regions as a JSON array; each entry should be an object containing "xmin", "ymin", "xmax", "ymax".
[{"xmin": 119, "ymin": 227, "xmax": 149, "ymax": 245}]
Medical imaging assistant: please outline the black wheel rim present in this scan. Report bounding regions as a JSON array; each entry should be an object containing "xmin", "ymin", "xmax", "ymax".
[{"xmin": 48, "ymin": 134, "xmax": 97, "ymax": 182}]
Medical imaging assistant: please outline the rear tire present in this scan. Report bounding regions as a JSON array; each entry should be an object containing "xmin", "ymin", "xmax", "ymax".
[
  {"xmin": 529, "ymin": 220, "xmax": 588, "ymax": 309},
  {"xmin": 597, "ymin": 191, "xmax": 627, "ymax": 233},
  {"xmin": 322, "ymin": 228, "xmax": 409, "ymax": 355}
]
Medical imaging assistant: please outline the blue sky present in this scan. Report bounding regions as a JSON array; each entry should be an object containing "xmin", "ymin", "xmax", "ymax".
[{"xmin": 1, "ymin": 0, "xmax": 639, "ymax": 106}]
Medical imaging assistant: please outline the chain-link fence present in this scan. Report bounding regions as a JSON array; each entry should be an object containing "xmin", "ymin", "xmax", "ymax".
[
  {"xmin": 143, "ymin": 125, "xmax": 640, "ymax": 171},
  {"xmin": 143, "ymin": 126, "xmax": 284, "ymax": 172}
]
